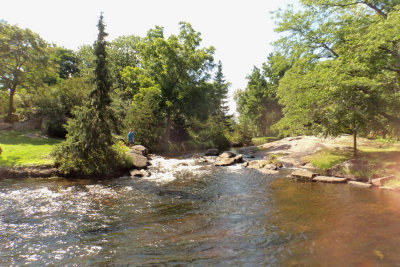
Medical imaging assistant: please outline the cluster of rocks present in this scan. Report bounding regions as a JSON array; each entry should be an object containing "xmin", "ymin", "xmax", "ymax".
[
  {"xmin": 215, "ymin": 151, "xmax": 243, "ymax": 166},
  {"xmin": 291, "ymin": 169, "xmax": 396, "ymax": 189},
  {"xmin": 126, "ymin": 145, "xmax": 151, "ymax": 178},
  {"xmin": 206, "ymin": 148, "xmax": 284, "ymax": 175}
]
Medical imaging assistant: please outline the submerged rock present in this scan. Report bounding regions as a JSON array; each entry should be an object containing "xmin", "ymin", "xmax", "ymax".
[
  {"xmin": 348, "ymin": 181, "xmax": 372, "ymax": 188},
  {"xmin": 313, "ymin": 176, "xmax": 347, "ymax": 183}
]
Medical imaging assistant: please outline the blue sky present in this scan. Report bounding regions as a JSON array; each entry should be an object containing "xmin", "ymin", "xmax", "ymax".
[{"xmin": 1, "ymin": 0, "xmax": 298, "ymax": 114}]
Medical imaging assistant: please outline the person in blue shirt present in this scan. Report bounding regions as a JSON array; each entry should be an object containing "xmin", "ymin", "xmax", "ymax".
[{"xmin": 127, "ymin": 128, "xmax": 134, "ymax": 148}]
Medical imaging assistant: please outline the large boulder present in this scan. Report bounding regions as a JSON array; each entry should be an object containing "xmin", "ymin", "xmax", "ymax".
[
  {"xmin": 131, "ymin": 145, "xmax": 148, "ymax": 157},
  {"xmin": 127, "ymin": 152, "xmax": 149, "ymax": 169},
  {"xmin": 205, "ymin": 148, "xmax": 219, "ymax": 156}
]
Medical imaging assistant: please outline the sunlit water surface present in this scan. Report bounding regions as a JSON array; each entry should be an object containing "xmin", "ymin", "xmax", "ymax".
[{"xmin": 1, "ymin": 156, "xmax": 400, "ymax": 265}]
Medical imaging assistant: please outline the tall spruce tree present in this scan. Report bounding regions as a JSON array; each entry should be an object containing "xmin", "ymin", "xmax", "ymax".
[{"xmin": 53, "ymin": 14, "xmax": 127, "ymax": 176}]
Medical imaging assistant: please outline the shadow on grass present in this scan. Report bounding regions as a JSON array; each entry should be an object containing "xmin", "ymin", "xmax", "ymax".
[{"xmin": 0, "ymin": 131, "xmax": 63, "ymax": 146}]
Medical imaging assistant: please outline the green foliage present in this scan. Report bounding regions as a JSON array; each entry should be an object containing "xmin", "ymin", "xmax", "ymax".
[
  {"xmin": 49, "ymin": 47, "xmax": 81, "ymax": 80},
  {"xmin": 235, "ymin": 59, "xmax": 283, "ymax": 137},
  {"xmin": 188, "ymin": 116, "xmax": 231, "ymax": 149},
  {"xmin": 135, "ymin": 22, "xmax": 216, "ymax": 142},
  {"xmin": 231, "ymin": 119, "xmax": 253, "ymax": 146},
  {"xmin": 0, "ymin": 131, "xmax": 62, "ymax": 167},
  {"xmin": 269, "ymin": 1, "xmax": 400, "ymax": 154},
  {"xmin": 0, "ymin": 21, "xmax": 50, "ymax": 122},
  {"xmin": 35, "ymin": 77, "xmax": 92, "ymax": 137},
  {"xmin": 53, "ymin": 14, "xmax": 127, "ymax": 176},
  {"xmin": 124, "ymin": 87, "xmax": 164, "ymax": 150}
]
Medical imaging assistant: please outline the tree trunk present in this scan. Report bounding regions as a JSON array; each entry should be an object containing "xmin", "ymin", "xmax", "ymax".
[
  {"xmin": 353, "ymin": 128, "xmax": 357, "ymax": 157},
  {"xmin": 7, "ymin": 86, "xmax": 16, "ymax": 123}
]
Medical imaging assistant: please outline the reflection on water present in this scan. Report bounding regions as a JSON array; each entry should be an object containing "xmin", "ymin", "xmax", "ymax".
[{"xmin": 1, "ymin": 157, "xmax": 400, "ymax": 265}]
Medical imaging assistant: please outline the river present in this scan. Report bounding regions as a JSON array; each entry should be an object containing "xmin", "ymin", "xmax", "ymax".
[{"xmin": 1, "ymin": 155, "xmax": 400, "ymax": 265}]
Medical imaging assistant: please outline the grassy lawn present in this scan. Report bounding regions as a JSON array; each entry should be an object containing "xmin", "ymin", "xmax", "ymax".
[
  {"xmin": 252, "ymin": 136, "xmax": 281, "ymax": 146},
  {"xmin": 0, "ymin": 131, "xmax": 63, "ymax": 167},
  {"xmin": 303, "ymin": 149, "xmax": 351, "ymax": 170}
]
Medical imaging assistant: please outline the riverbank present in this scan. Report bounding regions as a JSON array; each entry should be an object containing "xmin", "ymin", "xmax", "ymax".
[{"xmin": 252, "ymin": 135, "xmax": 400, "ymax": 190}]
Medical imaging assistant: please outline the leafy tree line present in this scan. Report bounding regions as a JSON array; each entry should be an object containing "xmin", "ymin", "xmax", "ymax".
[
  {"xmin": 0, "ymin": 15, "xmax": 238, "ymax": 176},
  {"xmin": 236, "ymin": 0, "xmax": 400, "ymax": 155}
]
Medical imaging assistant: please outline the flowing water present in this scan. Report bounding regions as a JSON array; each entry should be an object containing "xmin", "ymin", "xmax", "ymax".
[{"xmin": 1, "ymin": 156, "xmax": 400, "ymax": 265}]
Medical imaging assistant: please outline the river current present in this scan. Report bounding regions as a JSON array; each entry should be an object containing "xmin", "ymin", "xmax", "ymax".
[{"xmin": 1, "ymin": 155, "xmax": 400, "ymax": 265}]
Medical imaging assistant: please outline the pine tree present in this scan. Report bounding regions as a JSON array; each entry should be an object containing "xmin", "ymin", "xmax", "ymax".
[
  {"xmin": 53, "ymin": 14, "xmax": 128, "ymax": 176},
  {"xmin": 213, "ymin": 61, "xmax": 230, "ymax": 116}
]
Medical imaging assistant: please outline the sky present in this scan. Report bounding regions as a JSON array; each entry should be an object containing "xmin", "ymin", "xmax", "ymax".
[{"xmin": 1, "ymin": 0, "xmax": 298, "ymax": 114}]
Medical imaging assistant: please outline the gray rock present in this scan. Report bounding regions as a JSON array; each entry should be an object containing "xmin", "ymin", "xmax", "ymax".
[
  {"xmin": 205, "ymin": 148, "xmax": 219, "ymax": 156},
  {"xmin": 131, "ymin": 145, "xmax": 148, "ymax": 157},
  {"xmin": 127, "ymin": 152, "xmax": 149, "ymax": 169},
  {"xmin": 312, "ymin": 176, "xmax": 347, "ymax": 183}
]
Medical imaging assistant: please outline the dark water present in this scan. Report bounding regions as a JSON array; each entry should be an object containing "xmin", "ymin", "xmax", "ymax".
[{"xmin": 1, "ymin": 156, "xmax": 400, "ymax": 266}]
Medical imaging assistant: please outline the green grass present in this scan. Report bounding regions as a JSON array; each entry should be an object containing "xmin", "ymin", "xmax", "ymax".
[
  {"xmin": 0, "ymin": 131, "xmax": 63, "ymax": 167},
  {"xmin": 252, "ymin": 136, "xmax": 281, "ymax": 146},
  {"xmin": 303, "ymin": 149, "xmax": 351, "ymax": 170}
]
